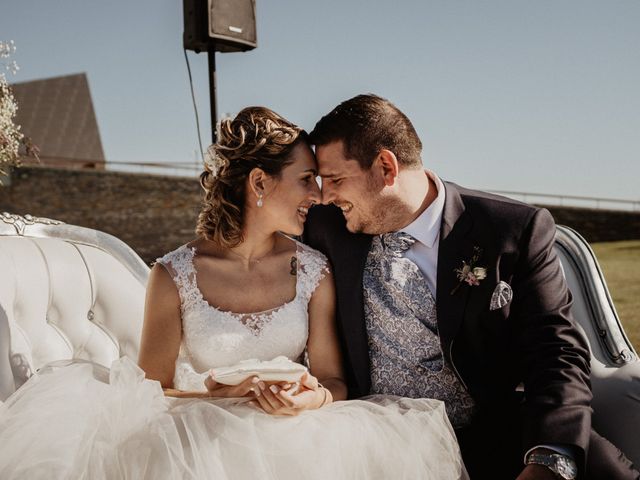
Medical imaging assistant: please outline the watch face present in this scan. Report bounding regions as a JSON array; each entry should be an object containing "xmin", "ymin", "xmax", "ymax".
[{"xmin": 556, "ymin": 456, "xmax": 578, "ymax": 479}]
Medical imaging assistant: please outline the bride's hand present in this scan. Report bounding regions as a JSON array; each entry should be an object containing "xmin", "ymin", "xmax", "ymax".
[
  {"xmin": 204, "ymin": 374, "xmax": 292, "ymax": 398},
  {"xmin": 204, "ymin": 373, "xmax": 261, "ymax": 398},
  {"xmin": 251, "ymin": 372, "xmax": 329, "ymax": 416}
]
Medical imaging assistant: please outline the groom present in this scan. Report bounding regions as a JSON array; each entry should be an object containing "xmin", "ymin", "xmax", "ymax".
[{"xmin": 303, "ymin": 94, "xmax": 638, "ymax": 479}]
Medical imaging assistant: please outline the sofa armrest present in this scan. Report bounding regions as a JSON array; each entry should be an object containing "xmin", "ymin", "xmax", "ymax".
[{"xmin": 591, "ymin": 361, "xmax": 640, "ymax": 466}]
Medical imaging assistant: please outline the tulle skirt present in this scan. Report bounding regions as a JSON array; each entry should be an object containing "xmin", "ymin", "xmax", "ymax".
[{"xmin": 0, "ymin": 357, "xmax": 467, "ymax": 479}]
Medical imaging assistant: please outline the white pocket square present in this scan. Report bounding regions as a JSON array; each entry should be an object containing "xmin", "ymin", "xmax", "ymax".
[{"xmin": 490, "ymin": 281, "xmax": 513, "ymax": 310}]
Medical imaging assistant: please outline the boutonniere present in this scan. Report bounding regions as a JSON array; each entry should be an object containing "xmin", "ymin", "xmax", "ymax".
[{"xmin": 451, "ymin": 246, "xmax": 487, "ymax": 295}]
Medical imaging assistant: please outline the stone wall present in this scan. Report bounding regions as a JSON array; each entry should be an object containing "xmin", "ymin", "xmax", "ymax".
[
  {"xmin": 1, "ymin": 166, "xmax": 638, "ymax": 264},
  {"xmin": 0, "ymin": 166, "xmax": 202, "ymax": 264},
  {"xmin": 545, "ymin": 206, "xmax": 640, "ymax": 244}
]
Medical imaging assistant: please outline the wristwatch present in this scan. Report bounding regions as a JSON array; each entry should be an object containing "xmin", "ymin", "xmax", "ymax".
[{"xmin": 526, "ymin": 452, "xmax": 578, "ymax": 479}]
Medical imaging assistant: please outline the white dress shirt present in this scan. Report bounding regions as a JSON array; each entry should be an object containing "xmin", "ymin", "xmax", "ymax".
[{"xmin": 399, "ymin": 169, "xmax": 445, "ymax": 298}]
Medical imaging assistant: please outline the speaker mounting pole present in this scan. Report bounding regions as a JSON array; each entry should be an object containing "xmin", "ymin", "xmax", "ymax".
[
  {"xmin": 208, "ymin": 41, "xmax": 218, "ymax": 145},
  {"xmin": 183, "ymin": 0, "xmax": 257, "ymax": 145}
]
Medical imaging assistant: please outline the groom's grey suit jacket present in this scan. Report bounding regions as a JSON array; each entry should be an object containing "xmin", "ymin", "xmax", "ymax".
[{"xmin": 304, "ymin": 181, "xmax": 592, "ymax": 464}]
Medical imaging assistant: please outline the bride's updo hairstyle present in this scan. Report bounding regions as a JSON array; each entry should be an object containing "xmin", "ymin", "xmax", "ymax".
[{"xmin": 196, "ymin": 106, "xmax": 307, "ymax": 248}]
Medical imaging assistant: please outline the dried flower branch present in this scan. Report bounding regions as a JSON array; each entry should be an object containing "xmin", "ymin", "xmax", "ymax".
[{"xmin": 0, "ymin": 40, "xmax": 39, "ymax": 182}]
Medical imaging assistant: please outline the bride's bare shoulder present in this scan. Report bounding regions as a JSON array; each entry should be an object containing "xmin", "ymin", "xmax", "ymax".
[{"xmin": 146, "ymin": 262, "xmax": 180, "ymax": 309}]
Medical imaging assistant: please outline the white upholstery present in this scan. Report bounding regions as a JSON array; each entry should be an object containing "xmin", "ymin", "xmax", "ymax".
[
  {"xmin": 555, "ymin": 227, "xmax": 640, "ymax": 465},
  {"xmin": 0, "ymin": 215, "xmax": 638, "ymax": 465},
  {"xmin": 0, "ymin": 215, "xmax": 148, "ymax": 399},
  {"xmin": 558, "ymin": 250, "xmax": 640, "ymax": 460}
]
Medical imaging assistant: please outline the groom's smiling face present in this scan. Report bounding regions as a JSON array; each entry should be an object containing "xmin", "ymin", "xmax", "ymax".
[{"xmin": 316, "ymin": 140, "xmax": 390, "ymax": 234}]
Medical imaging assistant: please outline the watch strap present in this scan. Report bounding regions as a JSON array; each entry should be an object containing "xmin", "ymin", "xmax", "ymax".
[{"xmin": 526, "ymin": 452, "xmax": 577, "ymax": 480}]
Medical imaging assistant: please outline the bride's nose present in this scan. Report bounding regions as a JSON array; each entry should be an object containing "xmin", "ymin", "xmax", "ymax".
[{"xmin": 308, "ymin": 178, "xmax": 321, "ymax": 203}]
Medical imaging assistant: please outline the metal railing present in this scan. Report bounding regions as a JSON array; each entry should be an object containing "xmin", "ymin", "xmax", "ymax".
[
  {"xmin": 489, "ymin": 190, "xmax": 640, "ymax": 212},
  {"xmin": 105, "ymin": 160, "xmax": 201, "ymax": 178}
]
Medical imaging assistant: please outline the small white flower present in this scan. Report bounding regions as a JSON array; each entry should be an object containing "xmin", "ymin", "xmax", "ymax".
[
  {"xmin": 0, "ymin": 40, "xmax": 16, "ymax": 59},
  {"xmin": 203, "ymin": 144, "xmax": 229, "ymax": 177},
  {"xmin": 473, "ymin": 267, "xmax": 487, "ymax": 280}
]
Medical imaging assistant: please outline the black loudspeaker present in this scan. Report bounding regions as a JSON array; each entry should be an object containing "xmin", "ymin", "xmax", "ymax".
[{"xmin": 183, "ymin": 0, "xmax": 257, "ymax": 53}]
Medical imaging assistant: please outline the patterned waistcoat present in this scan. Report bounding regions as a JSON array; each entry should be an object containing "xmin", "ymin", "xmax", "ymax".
[{"xmin": 363, "ymin": 232, "xmax": 476, "ymax": 428}]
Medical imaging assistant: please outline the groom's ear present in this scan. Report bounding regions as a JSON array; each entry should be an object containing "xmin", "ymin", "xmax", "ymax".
[{"xmin": 377, "ymin": 149, "xmax": 399, "ymax": 187}]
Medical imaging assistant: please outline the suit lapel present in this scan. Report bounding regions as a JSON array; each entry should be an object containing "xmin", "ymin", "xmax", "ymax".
[
  {"xmin": 437, "ymin": 182, "xmax": 475, "ymax": 357},
  {"xmin": 333, "ymin": 232, "xmax": 373, "ymax": 396}
]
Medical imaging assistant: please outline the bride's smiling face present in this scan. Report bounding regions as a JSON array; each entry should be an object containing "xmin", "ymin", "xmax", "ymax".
[{"xmin": 257, "ymin": 143, "xmax": 321, "ymax": 236}]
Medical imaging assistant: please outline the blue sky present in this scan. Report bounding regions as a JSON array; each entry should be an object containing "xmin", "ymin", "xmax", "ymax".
[{"xmin": 2, "ymin": 0, "xmax": 639, "ymax": 201}]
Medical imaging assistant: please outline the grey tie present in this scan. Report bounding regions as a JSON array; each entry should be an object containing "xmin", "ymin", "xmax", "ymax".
[
  {"xmin": 379, "ymin": 231, "xmax": 416, "ymax": 256},
  {"xmin": 363, "ymin": 231, "xmax": 476, "ymax": 428}
]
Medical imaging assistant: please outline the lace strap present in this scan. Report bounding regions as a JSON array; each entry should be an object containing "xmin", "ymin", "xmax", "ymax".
[
  {"xmin": 155, "ymin": 245, "xmax": 200, "ymax": 311},
  {"xmin": 296, "ymin": 243, "xmax": 331, "ymax": 304}
]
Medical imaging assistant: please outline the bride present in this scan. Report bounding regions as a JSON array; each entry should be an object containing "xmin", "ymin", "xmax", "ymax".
[{"xmin": 0, "ymin": 107, "xmax": 466, "ymax": 479}]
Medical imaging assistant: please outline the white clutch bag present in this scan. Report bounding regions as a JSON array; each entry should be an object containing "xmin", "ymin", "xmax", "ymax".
[{"xmin": 211, "ymin": 356, "xmax": 308, "ymax": 386}]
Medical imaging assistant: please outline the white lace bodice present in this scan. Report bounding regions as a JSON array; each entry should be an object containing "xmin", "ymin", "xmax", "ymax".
[{"xmin": 156, "ymin": 239, "xmax": 330, "ymax": 391}]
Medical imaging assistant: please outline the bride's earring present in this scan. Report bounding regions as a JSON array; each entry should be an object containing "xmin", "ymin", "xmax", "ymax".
[{"xmin": 257, "ymin": 193, "xmax": 264, "ymax": 208}]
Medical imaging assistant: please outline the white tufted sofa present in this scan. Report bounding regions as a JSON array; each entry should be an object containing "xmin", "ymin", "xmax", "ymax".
[
  {"xmin": 553, "ymin": 226, "xmax": 640, "ymax": 465},
  {"xmin": 0, "ymin": 213, "xmax": 639, "ymax": 465},
  {"xmin": 0, "ymin": 212, "xmax": 149, "ymax": 398}
]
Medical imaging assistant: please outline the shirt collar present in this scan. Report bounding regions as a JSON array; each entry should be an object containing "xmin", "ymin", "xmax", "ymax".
[{"xmin": 400, "ymin": 170, "xmax": 445, "ymax": 249}]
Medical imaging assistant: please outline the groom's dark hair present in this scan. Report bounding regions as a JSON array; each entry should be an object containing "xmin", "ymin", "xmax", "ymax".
[{"xmin": 309, "ymin": 94, "xmax": 423, "ymax": 170}]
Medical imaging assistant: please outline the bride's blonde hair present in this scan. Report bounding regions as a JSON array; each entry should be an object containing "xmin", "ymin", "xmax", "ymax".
[{"xmin": 196, "ymin": 106, "xmax": 307, "ymax": 247}]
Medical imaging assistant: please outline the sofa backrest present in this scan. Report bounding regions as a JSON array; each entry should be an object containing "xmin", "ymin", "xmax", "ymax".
[
  {"xmin": 554, "ymin": 225, "xmax": 637, "ymax": 367},
  {"xmin": 0, "ymin": 213, "xmax": 149, "ymax": 400}
]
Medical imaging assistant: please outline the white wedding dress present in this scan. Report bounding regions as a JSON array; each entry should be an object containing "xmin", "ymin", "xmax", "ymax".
[{"xmin": 0, "ymin": 240, "xmax": 466, "ymax": 480}]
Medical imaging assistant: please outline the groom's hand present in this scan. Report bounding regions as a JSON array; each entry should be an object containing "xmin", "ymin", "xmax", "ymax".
[{"xmin": 516, "ymin": 464, "xmax": 559, "ymax": 480}]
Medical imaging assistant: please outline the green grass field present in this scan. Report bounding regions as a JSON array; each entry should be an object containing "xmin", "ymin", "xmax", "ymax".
[{"xmin": 591, "ymin": 240, "xmax": 640, "ymax": 352}]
